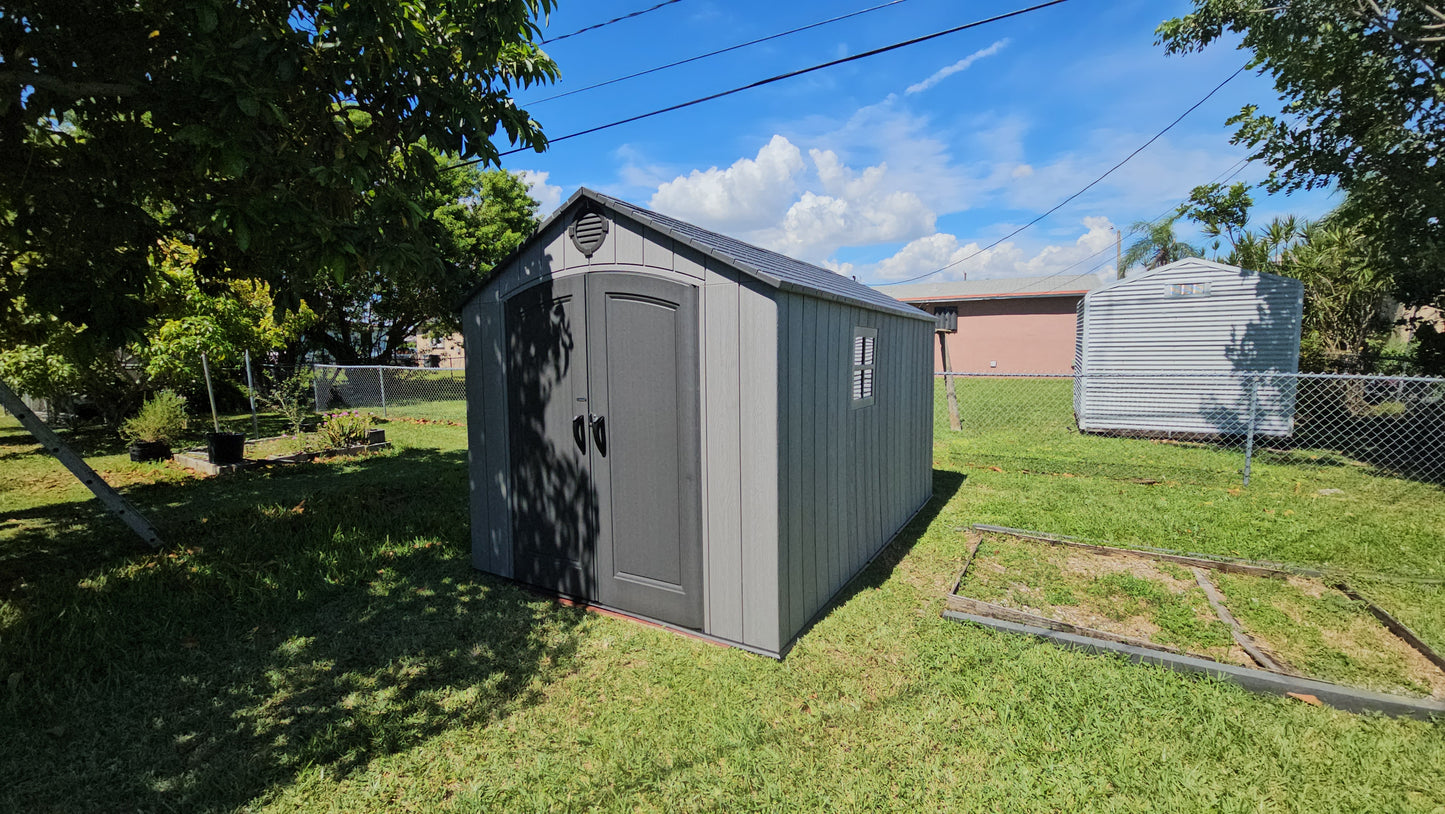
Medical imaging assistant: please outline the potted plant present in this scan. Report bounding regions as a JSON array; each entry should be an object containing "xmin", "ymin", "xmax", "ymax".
[
  {"xmin": 120, "ymin": 391, "xmax": 188, "ymax": 462},
  {"xmin": 207, "ymin": 428, "xmax": 246, "ymax": 465}
]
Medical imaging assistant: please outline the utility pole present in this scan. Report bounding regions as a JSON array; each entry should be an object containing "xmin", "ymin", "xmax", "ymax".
[{"xmin": 1115, "ymin": 227, "xmax": 1124, "ymax": 280}]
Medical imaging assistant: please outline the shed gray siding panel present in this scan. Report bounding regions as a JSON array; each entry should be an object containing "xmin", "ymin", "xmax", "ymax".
[
  {"xmin": 702, "ymin": 275, "xmax": 744, "ymax": 642},
  {"xmin": 462, "ymin": 295, "xmax": 514, "ymax": 577},
  {"xmin": 774, "ymin": 292, "xmax": 934, "ymax": 646},
  {"xmin": 739, "ymin": 281, "xmax": 780, "ymax": 652},
  {"xmin": 1076, "ymin": 260, "xmax": 1304, "ymax": 436}
]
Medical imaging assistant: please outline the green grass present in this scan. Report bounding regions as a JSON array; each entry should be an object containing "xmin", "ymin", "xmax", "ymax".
[
  {"xmin": 2, "ymin": 386, "xmax": 1444, "ymax": 812},
  {"xmin": 938, "ymin": 381, "xmax": 1445, "ymax": 579},
  {"xmin": 960, "ymin": 535, "xmax": 1235, "ymax": 657},
  {"xmin": 1214, "ymin": 574, "xmax": 1437, "ymax": 697}
]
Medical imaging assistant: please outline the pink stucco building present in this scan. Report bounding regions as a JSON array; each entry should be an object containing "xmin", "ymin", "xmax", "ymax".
[{"xmin": 883, "ymin": 273, "xmax": 1106, "ymax": 374}]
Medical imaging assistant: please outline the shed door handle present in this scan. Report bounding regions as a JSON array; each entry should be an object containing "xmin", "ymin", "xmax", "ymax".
[
  {"xmin": 572, "ymin": 414, "xmax": 587, "ymax": 453},
  {"xmin": 590, "ymin": 414, "xmax": 607, "ymax": 457}
]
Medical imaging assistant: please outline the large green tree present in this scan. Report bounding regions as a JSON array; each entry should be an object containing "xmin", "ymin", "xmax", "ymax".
[
  {"xmin": 0, "ymin": 238, "xmax": 316, "ymax": 422},
  {"xmin": 1158, "ymin": 1, "xmax": 1444, "ymax": 306},
  {"xmin": 301, "ymin": 161, "xmax": 540, "ymax": 364},
  {"xmin": 0, "ymin": 0, "xmax": 558, "ymax": 348}
]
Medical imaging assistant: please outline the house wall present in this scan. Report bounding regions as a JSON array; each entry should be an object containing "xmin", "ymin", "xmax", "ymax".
[
  {"xmin": 773, "ymin": 291, "xmax": 934, "ymax": 650},
  {"xmin": 462, "ymin": 207, "xmax": 783, "ymax": 654},
  {"xmin": 926, "ymin": 296, "xmax": 1083, "ymax": 374}
]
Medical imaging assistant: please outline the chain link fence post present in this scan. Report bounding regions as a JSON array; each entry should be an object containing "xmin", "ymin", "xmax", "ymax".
[
  {"xmin": 1242, "ymin": 373, "xmax": 1259, "ymax": 487},
  {"xmin": 309, "ymin": 363, "xmax": 466, "ymax": 422}
]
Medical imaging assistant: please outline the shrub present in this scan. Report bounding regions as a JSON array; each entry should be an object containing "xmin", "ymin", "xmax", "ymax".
[
  {"xmin": 119, "ymin": 390, "xmax": 189, "ymax": 445},
  {"xmin": 317, "ymin": 411, "xmax": 374, "ymax": 448},
  {"xmin": 260, "ymin": 368, "xmax": 315, "ymax": 435}
]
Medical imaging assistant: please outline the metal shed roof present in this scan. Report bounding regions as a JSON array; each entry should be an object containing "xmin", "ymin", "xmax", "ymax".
[
  {"xmin": 883, "ymin": 272, "xmax": 1107, "ymax": 303},
  {"xmin": 1088, "ymin": 257, "xmax": 1297, "ymax": 296},
  {"xmin": 466, "ymin": 187, "xmax": 934, "ymax": 322}
]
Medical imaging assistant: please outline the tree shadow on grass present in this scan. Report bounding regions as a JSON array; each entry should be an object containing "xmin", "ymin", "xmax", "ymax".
[{"xmin": 0, "ymin": 444, "xmax": 590, "ymax": 812}]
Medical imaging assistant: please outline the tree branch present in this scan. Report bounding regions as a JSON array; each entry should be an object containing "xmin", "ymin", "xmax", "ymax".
[{"xmin": 0, "ymin": 71, "xmax": 139, "ymax": 100}]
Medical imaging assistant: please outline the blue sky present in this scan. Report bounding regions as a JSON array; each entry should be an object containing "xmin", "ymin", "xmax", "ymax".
[{"xmin": 503, "ymin": 0, "xmax": 1338, "ymax": 286}]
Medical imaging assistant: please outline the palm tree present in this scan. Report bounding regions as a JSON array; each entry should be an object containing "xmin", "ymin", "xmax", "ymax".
[
  {"xmin": 1118, "ymin": 217, "xmax": 1203, "ymax": 278},
  {"xmin": 1226, "ymin": 215, "xmax": 1304, "ymax": 272}
]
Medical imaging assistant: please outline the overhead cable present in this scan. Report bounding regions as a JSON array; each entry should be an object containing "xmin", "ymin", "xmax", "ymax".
[
  {"xmin": 542, "ymin": 0, "xmax": 687, "ymax": 44},
  {"xmin": 955, "ymin": 157, "xmax": 1252, "ymax": 293},
  {"xmin": 526, "ymin": 0, "xmax": 917, "ymax": 105},
  {"xmin": 452, "ymin": 0, "xmax": 1075, "ymax": 170},
  {"xmin": 874, "ymin": 65, "xmax": 1248, "ymax": 286}
]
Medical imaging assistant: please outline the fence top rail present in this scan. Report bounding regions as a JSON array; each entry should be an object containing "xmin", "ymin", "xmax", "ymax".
[
  {"xmin": 937, "ymin": 370, "xmax": 1445, "ymax": 384},
  {"xmin": 314, "ymin": 363, "xmax": 465, "ymax": 372}
]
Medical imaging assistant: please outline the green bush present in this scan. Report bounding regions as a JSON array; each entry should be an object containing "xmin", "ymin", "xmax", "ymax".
[
  {"xmin": 316, "ymin": 411, "xmax": 374, "ymax": 448},
  {"xmin": 119, "ymin": 390, "xmax": 189, "ymax": 445},
  {"xmin": 260, "ymin": 369, "xmax": 315, "ymax": 435}
]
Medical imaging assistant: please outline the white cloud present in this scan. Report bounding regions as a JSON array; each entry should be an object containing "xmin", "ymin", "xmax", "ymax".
[
  {"xmin": 516, "ymin": 170, "xmax": 563, "ymax": 217},
  {"xmin": 631, "ymin": 93, "xmax": 1256, "ymax": 279},
  {"xmin": 612, "ymin": 144, "xmax": 676, "ymax": 192},
  {"xmin": 871, "ymin": 216, "xmax": 1118, "ymax": 282},
  {"xmin": 753, "ymin": 148, "xmax": 936, "ymax": 262},
  {"xmin": 648, "ymin": 135, "xmax": 806, "ymax": 233},
  {"xmin": 905, "ymin": 39, "xmax": 1011, "ymax": 95}
]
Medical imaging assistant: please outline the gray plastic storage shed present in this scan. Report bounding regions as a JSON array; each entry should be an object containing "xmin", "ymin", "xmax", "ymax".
[
  {"xmin": 1074, "ymin": 258, "xmax": 1304, "ymax": 437},
  {"xmin": 461, "ymin": 188, "xmax": 935, "ymax": 657}
]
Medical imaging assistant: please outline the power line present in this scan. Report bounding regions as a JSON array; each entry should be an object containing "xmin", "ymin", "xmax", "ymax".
[
  {"xmin": 874, "ymin": 65, "xmax": 1247, "ymax": 286},
  {"xmin": 970, "ymin": 157, "xmax": 1253, "ymax": 291},
  {"xmin": 867, "ymin": 158, "xmax": 1251, "ymax": 294},
  {"xmin": 541, "ymin": 0, "xmax": 687, "ymax": 45},
  {"xmin": 525, "ymin": 0, "xmax": 917, "ymax": 106},
  {"xmin": 457, "ymin": 0, "xmax": 1074, "ymax": 169}
]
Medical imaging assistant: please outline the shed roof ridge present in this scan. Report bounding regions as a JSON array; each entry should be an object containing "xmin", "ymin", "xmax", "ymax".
[{"xmin": 468, "ymin": 187, "xmax": 931, "ymax": 321}]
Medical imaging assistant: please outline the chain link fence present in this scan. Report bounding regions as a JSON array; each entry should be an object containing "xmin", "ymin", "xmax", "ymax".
[
  {"xmin": 938, "ymin": 371, "xmax": 1445, "ymax": 487},
  {"xmin": 312, "ymin": 364, "xmax": 467, "ymax": 422}
]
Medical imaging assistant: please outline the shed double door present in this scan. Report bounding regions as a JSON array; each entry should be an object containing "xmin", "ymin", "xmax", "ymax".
[{"xmin": 505, "ymin": 272, "xmax": 704, "ymax": 629}]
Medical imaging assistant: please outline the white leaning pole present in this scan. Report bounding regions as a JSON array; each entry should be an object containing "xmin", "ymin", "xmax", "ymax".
[{"xmin": 0, "ymin": 378, "xmax": 164, "ymax": 549}]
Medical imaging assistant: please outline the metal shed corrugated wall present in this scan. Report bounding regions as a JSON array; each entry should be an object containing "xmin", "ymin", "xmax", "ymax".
[
  {"xmin": 1074, "ymin": 258, "xmax": 1304, "ymax": 436},
  {"xmin": 461, "ymin": 189, "xmax": 934, "ymax": 657}
]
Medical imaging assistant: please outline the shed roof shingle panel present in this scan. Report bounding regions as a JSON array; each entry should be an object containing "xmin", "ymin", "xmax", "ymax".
[
  {"xmin": 592, "ymin": 190, "xmax": 932, "ymax": 320},
  {"xmin": 466, "ymin": 187, "xmax": 932, "ymax": 321}
]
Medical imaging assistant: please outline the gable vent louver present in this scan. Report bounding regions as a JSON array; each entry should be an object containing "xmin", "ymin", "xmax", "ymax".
[{"xmin": 568, "ymin": 208, "xmax": 610, "ymax": 258}]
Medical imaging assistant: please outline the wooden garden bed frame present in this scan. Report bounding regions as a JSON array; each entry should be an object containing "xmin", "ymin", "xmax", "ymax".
[{"xmin": 945, "ymin": 524, "xmax": 1445, "ymax": 719}]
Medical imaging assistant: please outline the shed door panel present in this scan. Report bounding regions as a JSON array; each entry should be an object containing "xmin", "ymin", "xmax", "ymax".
[
  {"xmin": 504, "ymin": 277, "xmax": 596, "ymax": 599},
  {"xmin": 586, "ymin": 274, "xmax": 703, "ymax": 629}
]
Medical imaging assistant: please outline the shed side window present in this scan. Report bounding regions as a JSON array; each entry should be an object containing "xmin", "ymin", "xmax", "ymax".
[{"xmin": 852, "ymin": 328, "xmax": 877, "ymax": 407}]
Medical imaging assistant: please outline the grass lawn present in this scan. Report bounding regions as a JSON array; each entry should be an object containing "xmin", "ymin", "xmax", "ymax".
[{"xmin": 2, "ymin": 387, "xmax": 1443, "ymax": 812}]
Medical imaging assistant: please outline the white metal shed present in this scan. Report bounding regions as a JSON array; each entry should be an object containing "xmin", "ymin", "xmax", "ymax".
[
  {"xmin": 460, "ymin": 188, "xmax": 935, "ymax": 657},
  {"xmin": 1073, "ymin": 258, "xmax": 1304, "ymax": 437}
]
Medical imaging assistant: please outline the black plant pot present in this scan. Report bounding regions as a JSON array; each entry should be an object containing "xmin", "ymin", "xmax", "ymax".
[
  {"xmin": 366, "ymin": 428, "xmax": 385, "ymax": 445},
  {"xmin": 128, "ymin": 441, "xmax": 172, "ymax": 462},
  {"xmin": 207, "ymin": 432, "xmax": 246, "ymax": 465}
]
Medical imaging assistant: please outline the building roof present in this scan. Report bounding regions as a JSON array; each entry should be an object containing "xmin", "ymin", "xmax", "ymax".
[
  {"xmin": 1085, "ymin": 257, "xmax": 1302, "ymax": 299},
  {"xmin": 467, "ymin": 188, "xmax": 933, "ymax": 322},
  {"xmin": 880, "ymin": 272, "xmax": 1107, "ymax": 303}
]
